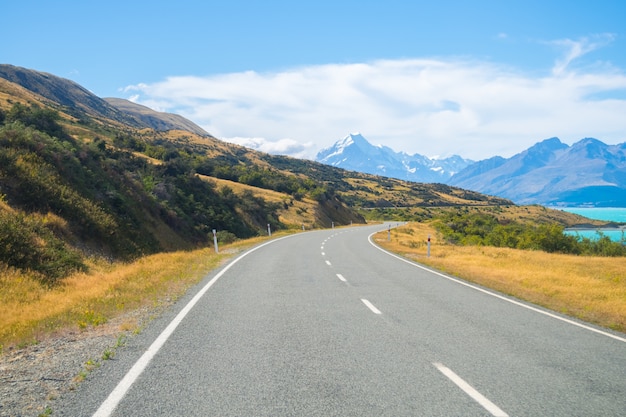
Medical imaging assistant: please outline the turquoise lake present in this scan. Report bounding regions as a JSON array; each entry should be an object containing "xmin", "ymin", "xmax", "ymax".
[{"xmin": 558, "ymin": 207, "xmax": 626, "ymax": 242}]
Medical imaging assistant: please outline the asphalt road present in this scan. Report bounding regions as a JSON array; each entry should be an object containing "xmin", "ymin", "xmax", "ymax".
[{"xmin": 59, "ymin": 224, "xmax": 626, "ymax": 416}]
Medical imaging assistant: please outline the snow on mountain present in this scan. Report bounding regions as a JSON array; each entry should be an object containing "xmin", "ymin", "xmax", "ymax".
[
  {"xmin": 317, "ymin": 133, "xmax": 626, "ymax": 207},
  {"xmin": 316, "ymin": 133, "xmax": 473, "ymax": 182}
]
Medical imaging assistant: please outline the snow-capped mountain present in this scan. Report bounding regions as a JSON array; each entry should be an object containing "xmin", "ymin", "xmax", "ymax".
[
  {"xmin": 317, "ymin": 134, "xmax": 626, "ymax": 207},
  {"xmin": 315, "ymin": 133, "xmax": 473, "ymax": 182},
  {"xmin": 448, "ymin": 137, "xmax": 626, "ymax": 206}
]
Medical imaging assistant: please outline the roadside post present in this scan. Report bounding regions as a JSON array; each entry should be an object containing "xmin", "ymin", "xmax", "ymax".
[
  {"xmin": 212, "ymin": 229, "xmax": 218, "ymax": 253},
  {"xmin": 388, "ymin": 224, "xmax": 391, "ymax": 241},
  {"xmin": 267, "ymin": 223, "xmax": 272, "ymax": 236},
  {"xmin": 427, "ymin": 234, "xmax": 431, "ymax": 257}
]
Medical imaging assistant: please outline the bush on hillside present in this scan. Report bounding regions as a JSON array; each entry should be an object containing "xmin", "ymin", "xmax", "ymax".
[{"xmin": 0, "ymin": 208, "xmax": 85, "ymax": 283}]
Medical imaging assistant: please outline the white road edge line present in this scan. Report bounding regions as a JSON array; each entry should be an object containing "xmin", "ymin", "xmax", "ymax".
[
  {"xmin": 368, "ymin": 230, "xmax": 626, "ymax": 343},
  {"xmin": 92, "ymin": 235, "xmax": 295, "ymax": 417},
  {"xmin": 433, "ymin": 362, "xmax": 509, "ymax": 417},
  {"xmin": 336, "ymin": 273, "xmax": 347, "ymax": 282},
  {"xmin": 361, "ymin": 298, "xmax": 382, "ymax": 315}
]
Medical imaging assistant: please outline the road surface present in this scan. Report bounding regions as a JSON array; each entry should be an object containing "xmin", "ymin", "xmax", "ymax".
[{"xmin": 59, "ymin": 224, "xmax": 626, "ymax": 416}]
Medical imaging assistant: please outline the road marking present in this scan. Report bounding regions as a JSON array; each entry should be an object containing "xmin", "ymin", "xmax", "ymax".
[
  {"xmin": 92, "ymin": 235, "xmax": 295, "ymax": 417},
  {"xmin": 321, "ymin": 252, "xmax": 325, "ymax": 256},
  {"xmin": 361, "ymin": 298, "xmax": 382, "ymax": 315},
  {"xmin": 433, "ymin": 362, "xmax": 508, "ymax": 417},
  {"xmin": 336, "ymin": 273, "xmax": 347, "ymax": 282},
  {"xmin": 325, "ymin": 260, "xmax": 332, "ymax": 266},
  {"xmin": 368, "ymin": 231, "xmax": 626, "ymax": 344}
]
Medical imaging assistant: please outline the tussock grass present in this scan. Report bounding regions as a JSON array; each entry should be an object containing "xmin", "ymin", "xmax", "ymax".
[
  {"xmin": 376, "ymin": 223, "xmax": 626, "ymax": 333},
  {"xmin": 0, "ymin": 236, "xmax": 271, "ymax": 352}
]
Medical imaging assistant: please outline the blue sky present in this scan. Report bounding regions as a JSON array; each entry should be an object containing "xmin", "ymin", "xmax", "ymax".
[{"xmin": 3, "ymin": 1, "xmax": 626, "ymax": 160}]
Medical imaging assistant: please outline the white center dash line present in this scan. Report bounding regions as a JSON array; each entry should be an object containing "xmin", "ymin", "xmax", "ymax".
[
  {"xmin": 336, "ymin": 273, "xmax": 347, "ymax": 282},
  {"xmin": 325, "ymin": 260, "xmax": 331, "ymax": 266},
  {"xmin": 433, "ymin": 362, "xmax": 508, "ymax": 417},
  {"xmin": 361, "ymin": 299, "xmax": 382, "ymax": 315}
]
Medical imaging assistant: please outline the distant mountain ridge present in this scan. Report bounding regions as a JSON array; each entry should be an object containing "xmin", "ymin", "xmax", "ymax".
[
  {"xmin": 316, "ymin": 133, "xmax": 473, "ymax": 182},
  {"xmin": 0, "ymin": 64, "xmax": 211, "ymax": 136},
  {"xmin": 317, "ymin": 133, "xmax": 626, "ymax": 207},
  {"xmin": 449, "ymin": 137, "xmax": 626, "ymax": 207}
]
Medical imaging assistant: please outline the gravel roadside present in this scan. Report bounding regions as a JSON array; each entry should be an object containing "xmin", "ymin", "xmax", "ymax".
[{"xmin": 0, "ymin": 306, "xmax": 157, "ymax": 417}]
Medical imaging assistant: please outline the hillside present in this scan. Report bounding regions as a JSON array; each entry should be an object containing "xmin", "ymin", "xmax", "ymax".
[
  {"xmin": 0, "ymin": 64, "xmax": 209, "ymax": 135},
  {"xmin": 0, "ymin": 64, "xmax": 141, "ymax": 128},
  {"xmin": 0, "ymin": 64, "xmax": 600, "ymax": 283},
  {"xmin": 104, "ymin": 97, "xmax": 211, "ymax": 137}
]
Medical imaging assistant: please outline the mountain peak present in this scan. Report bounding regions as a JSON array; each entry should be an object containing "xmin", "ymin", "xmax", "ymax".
[
  {"xmin": 570, "ymin": 137, "xmax": 609, "ymax": 159},
  {"xmin": 316, "ymin": 133, "xmax": 473, "ymax": 181},
  {"xmin": 524, "ymin": 137, "xmax": 567, "ymax": 154}
]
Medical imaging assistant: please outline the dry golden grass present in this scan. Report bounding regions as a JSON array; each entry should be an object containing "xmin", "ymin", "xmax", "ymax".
[
  {"xmin": 0, "ymin": 236, "xmax": 275, "ymax": 352},
  {"xmin": 375, "ymin": 223, "xmax": 626, "ymax": 333}
]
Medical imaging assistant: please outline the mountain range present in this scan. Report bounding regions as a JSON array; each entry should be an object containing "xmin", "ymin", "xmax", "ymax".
[
  {"xmin": 316, "ymin": 133, "xmax": 473, "ymax": 183},
  {"xmin": 317, "ymin": 133, "xmax": 626, "ymax": 207},
  {"xmin": 448, "ymin": 137, "xmax": 626, "ymax": 207}
]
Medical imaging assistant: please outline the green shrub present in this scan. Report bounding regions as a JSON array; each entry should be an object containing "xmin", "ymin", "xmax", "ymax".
[
  {"xmin": 0, "ymin": 210, "xmax": 85, "ymax": 283},
  {"xmin": 215, "ymin": 230, "xmax": 237, "ymax": 245}
]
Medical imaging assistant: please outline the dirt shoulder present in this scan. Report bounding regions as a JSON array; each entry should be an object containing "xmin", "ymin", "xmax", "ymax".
[{"xmin": 0, "ymin": 307, "xmax": 154, "ymax": 417}]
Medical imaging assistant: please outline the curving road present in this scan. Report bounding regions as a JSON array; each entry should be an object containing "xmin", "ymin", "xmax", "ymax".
[{"xmin": 60, "ymin": 223, "xmax": 626, "ymax": 416}]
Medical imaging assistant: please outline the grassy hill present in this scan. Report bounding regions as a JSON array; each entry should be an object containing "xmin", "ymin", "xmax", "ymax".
[{"xmin": 0, "ymin": 64, "xmax": 603, "ymax": 285}]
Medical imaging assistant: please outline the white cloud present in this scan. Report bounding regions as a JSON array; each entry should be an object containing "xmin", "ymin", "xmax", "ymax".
[
  {"xmin": 123, "ymin": 48, "xmax": 626, "ymax": 161},
  {"xmin": 550, "ymin": 34, "xmax": 616, "ymax": 75},
  {"xmin": 223, "ymin": 136, "xmax": 315, "ymax": 159}
]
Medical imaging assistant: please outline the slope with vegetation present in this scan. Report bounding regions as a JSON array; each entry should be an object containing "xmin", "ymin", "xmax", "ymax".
[{"xmin": 0, "ymin": 101, "xmax": 356, "ymax": 283}]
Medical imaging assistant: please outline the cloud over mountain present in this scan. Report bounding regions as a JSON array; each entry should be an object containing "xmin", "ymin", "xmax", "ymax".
[{"xmin": 123, "ymin": 55, "xmax": 626, "ymax": 161}]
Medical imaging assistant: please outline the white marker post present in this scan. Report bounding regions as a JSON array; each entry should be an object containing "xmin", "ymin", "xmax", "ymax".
[
  {"xmin": 267, "ymin": 223, "xmax": 271, "ymax": 236},
  {"xmin": 388, "ymin": 224, "xmax": 391, "ymax": 241},
  {"xmin": 427, "ymin": 234, "xmax": 431, "ymax": 257},
  {"xmin": 212, "ymin": 229, "xmax": 218, "ymax": 253}
]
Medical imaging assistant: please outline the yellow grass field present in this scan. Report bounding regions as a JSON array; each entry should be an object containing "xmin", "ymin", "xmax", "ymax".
[
  {"xmin": 374, "ymin": 222, "xmax": 626, "ymax": 333},
  {"xmin": 0, "ymin": 236, "xmax": 272, "ymax": 352}
]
